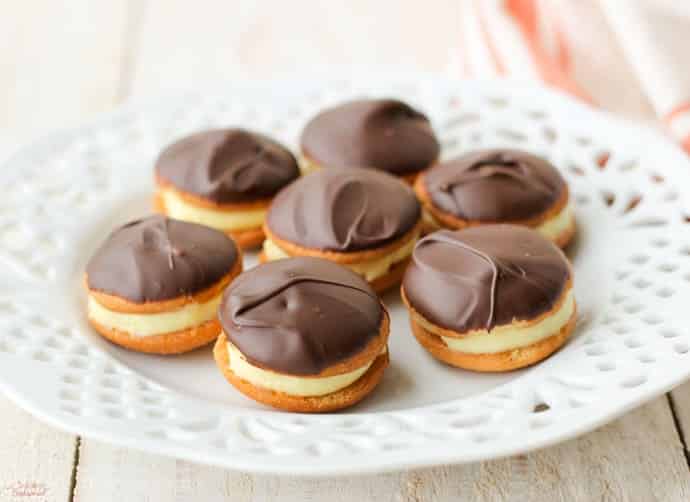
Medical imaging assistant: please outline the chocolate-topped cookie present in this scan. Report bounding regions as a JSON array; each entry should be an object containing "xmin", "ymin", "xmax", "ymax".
[
  {"xmin": 300, "ymin": 99, "xmax": 440, "ymax": 182},
  {"xmin": 415, "ymin": 149, "xmax": 575, "ymax": 247},
  {"xmin": 214, "ymin": 257, "xmax": 389, "ymax": 412},
  {"xmin": 402, "ymin": 225, "xmax": 576, "ymax": 372},
  {"xmin": 155, "ymin": 128, "xmax": 299, "ymax": 249},
  {"xmin": 85, "ymin": 215, "xmax": 242, "ymax": 354},
  {"xmin": 261, "ymin": 167, "xmax": 422, "ymax": 293}
]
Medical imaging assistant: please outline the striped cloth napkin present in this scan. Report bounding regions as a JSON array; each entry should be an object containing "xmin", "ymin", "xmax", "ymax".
[{"xmin": 456, "ymin": 0, "xmax": 690, "ymax": 153}]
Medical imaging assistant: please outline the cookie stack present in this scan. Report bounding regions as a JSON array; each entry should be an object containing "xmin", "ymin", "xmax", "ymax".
[{"xmin": 85, "ymin": 98, "xmax": 576, "ymax": 412}]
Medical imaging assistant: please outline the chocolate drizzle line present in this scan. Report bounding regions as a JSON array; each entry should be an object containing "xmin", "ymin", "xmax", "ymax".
[
  {"xmin": 433, "ymin": 155, "xmax": 554, "ymax": 195},
  {"xmin": 146, "ymin": 217, "xmax": 177, "ymax": 270},
  {"xmin": 403, "ymin": 225, "xmax": 571, "ymax": 333},
  {"xmin": 86, "ymin": 215, "xmax": 238, "ymax": 303},
  {"xmin": 423, "ymin": 149, "xmax": 566, "ymax": 222},
  {"xmin": 228, "ymin": 269, "xmax": 380, "ymax": 328},
  {"xmin": 156, "ymin": 128, "xmax": 299, "ymax": 204},
  {"xmin": 414, "ymin": 232, "xmax": 499, "ymax": 329},
  {"xmin": 219, "ymin": 257, "xmax": 384, "ymax": 375},
  {"xmin": 266, "ymin": 167, "xmax": 420, "ymax": 252}
]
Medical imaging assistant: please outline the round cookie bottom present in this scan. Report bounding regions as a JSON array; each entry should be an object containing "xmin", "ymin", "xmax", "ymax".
[
  {"xmin": 408, "ymin": 312, "xmax": 577, "ymax": 372},
  {"xmin": 552, "ymin": 218, "xmax": 577, "ymax": 249},
  {"xmin": 213, "ymin": 332, "xmax": 389, "ymax": 412},
  {"xmin": 258, "ymin": 252, "xmax": 410, "ymax": 295},
  {"xmin": 228, "ymin": 226, "xmax": 265, "ymax": 249},
  {"xmin": 153, "ymin": 190, "xmax": 265, "ymax": 250},
  {"xmin": 420, "ymin": 210, "xmax": 576, "ymax": 248},
  {"xmin": 400, "ymin": 171, "xmax": 419, "ymax": 186},
  {"xmin": 369, "ymin": 256, "xmax": 411, "ymax": 294},
  {"xmin": 414, "ymin": 177, "xmax": 576, "ymax": 248},
  {"xmin": 89, "ymin": 317, "xmax": 222, "ymax": 355}
]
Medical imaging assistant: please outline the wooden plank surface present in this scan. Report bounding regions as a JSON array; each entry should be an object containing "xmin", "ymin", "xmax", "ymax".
[
  {"xmin": 72, "ymin": 397, "xmax": 690, "ymax": 502},
  {"xmin": 129, "ymin": 0, "xmax": 460, "ymax": 94},
  {"xmin": 1, "ymin": 1, "xmax": 689, "ymax": 501},
  {"xmin": 0, "ymin": 1, "xmax": 128, "ymax": 141},
  {"xmin": 0, "ymin": 398, "xmax": 76, "ymax": 502},
  {"xmin": 0, "ymin": 2, "xmax": 127, "ymax": 502},
  {"xmin": 669, "ymin": 383, "xmax": 690, "ymax": 466}
]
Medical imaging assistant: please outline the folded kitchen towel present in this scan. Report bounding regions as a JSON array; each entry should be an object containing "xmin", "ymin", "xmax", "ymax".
[
  {"xmin": 457, "ymin": 0, "xmax": 690, "ymax": 153},
  {"xmin": 600, "ymin": 0, "xmax": 690, "ymax": 152}
]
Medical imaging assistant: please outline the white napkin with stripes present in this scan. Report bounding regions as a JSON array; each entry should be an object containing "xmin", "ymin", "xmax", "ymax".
[
  {"xmin": 455, "ymin": 0, "xmax": 690, "ymax": 153},
  {"xmin": 600, "ymin": 1, "xmax": 690, "ymax": 151}
]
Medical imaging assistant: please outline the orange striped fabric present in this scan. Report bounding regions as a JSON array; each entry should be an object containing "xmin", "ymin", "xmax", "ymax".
[{"xmin": 460, "ymin": 0, "xmax": 690, "ymax": 154}]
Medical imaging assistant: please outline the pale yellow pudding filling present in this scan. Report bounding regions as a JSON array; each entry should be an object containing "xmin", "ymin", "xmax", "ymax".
[
  {"xmin": 430, "ymin": 289, "xmax": 575, "ymax": 354},
  {"xmin": 262, "ymin": 232, "xmax": 418, "ymax": 282},
  {"xmin": 423, "ymin": 202, "xmax": 573, "ymax": 243},
  {"xmin": 298, "ymin": 156, "xmax": 321, "ymax": 176},
  {"xmin": 422, "ymin": 209, "xmax": 442, "ymax": 231},
  {"xmin": 87, "ymin": 293, "xmax": 222, "ymax": 337},
  {"xmin": 535, "ymin": 202, "xmax": 574, "ymax": 242},
  {"xmin": 227, "ymin": 341, "xmax": 385, "ymax": 397},
  {"xmin": 160, "ymin": 189, "xmax": 266, "ymax": 231}
]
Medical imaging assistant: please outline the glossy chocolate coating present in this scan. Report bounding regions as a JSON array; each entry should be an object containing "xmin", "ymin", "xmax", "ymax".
[
  {"xmin": 219, "ymin": 257, "xmax": 384, "ymax": 375},
  {"xmin": 266, "ymin": 167, "xmax": 421, "ymax": 252},
  {"xmin": 156, "ymin": 128, "xmax": 299, "ymax": 203},
  {"xmin": 403, "ymin": 225, "xmax": 571, "ymax": 333},
  {"xmin": 301, "ymin": 99, "xmax": 440, "ymax": 175},
  {"xmin": 86, "ymin": 216, "xmax": 238, "ymax": 303},
  {"xmin": 422, "ymin": 149, "xmax": 566, "ymax": 221}
]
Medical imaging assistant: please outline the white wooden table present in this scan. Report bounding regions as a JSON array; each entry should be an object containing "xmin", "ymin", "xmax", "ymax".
[{"xmin": 1, "ymin": 2, "xmax": 690, "ymax": 500}]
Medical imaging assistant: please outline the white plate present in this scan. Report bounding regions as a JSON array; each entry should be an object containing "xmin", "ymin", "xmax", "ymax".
[{"xmin": 1, "ymin": 75, "xmax": 689, "ymax": 475}]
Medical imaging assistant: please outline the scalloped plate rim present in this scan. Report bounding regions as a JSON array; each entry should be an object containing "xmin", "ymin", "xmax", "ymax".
[{"xmin": 0, "ymin": 74, "xmax": 689, "ymax": 475}]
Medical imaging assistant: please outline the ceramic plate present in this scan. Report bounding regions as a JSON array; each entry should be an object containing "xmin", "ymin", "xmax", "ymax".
[{"xmin": 1, "ymin": 75, "xmax": 689, "ymax": 475}]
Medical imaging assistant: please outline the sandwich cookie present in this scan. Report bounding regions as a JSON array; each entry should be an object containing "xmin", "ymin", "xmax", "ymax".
[
  {"xmin": 402, "ymin": 225, "xmax": 576, "ymax": 372},
  {"xmin": 261, "ymin": 167, "xmax": 422, "ymax": 293},
  {"xmin": 85, "ymin": 215, "xmax": 242, "ymax": 354},
  {"xmin": 415, "ymin": 149, "xmax": 575, "ymax": 247},
  {"xmin": 155, "ymin": 128, "xmax": 300, "ymax": 249},
  {"xmin": 300, "ymin": 98, "xmax": 440, "ymax": 182},
  {"xmin": 214, "ymin": 257, "xmax": 389, "ymax": 412}
]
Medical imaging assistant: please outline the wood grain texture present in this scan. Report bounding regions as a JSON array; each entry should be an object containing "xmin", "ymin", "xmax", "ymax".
[
  {"xmin": 0, "ymin": 3, "xmax": 127, "ymax": 502},
  {"xmin": 71, "ymin": 397, "xmax": 690, "ymax": 502},
  {"xmin": 1, "ymin": 0, "xmax": 689, "ymax": 500},
  {"xmin": 0, "ymin": 397, "xmax": 76, "ymax": 502},
  {"xmin": 74, "ymin": 442, "xmax": 176, "ymax": 502},
  {"xmin": 129, "ymin": 0, "xmax": 460, "ymax": 95},
  {"xmin": 669, "ymin": 383, "xmax": 690, "ymax": 466},
  {"xmin": 0, "ymin": 1, "xmax": 128, "ymax": 140}
]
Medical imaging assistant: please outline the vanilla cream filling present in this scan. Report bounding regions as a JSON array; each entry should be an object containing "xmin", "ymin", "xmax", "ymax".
[
  {"xmin": 421, "ymin": 208, "xmax": 442, "ymax": 231},
  {"xmin": 87, "ymin": 293, "xmax": 222, "ymax": 337},
  {"xmin": 423, "ymin": 202, "xmax": 573, "ymax": 243},
  {"xmin": 160, "ymin": 189, "xmax": 266, "ymax": 231},
  {"xmin": 227, "ymin": 341, "xmax": 384, "ymax": 397},
  {"xmin": 432, "ymin": 289, "xmax": 575, "ymax": 354},
  {"xmin": 535, "ymin": 202, "xmax": 574, "ymax": 242},
  {"xmin": 262, "ymin": 232, "xmax": 418, "ymax": 282},
  {"xmin": 298, "ymin": 156, "xmax": 321, "ymax": 176}
]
